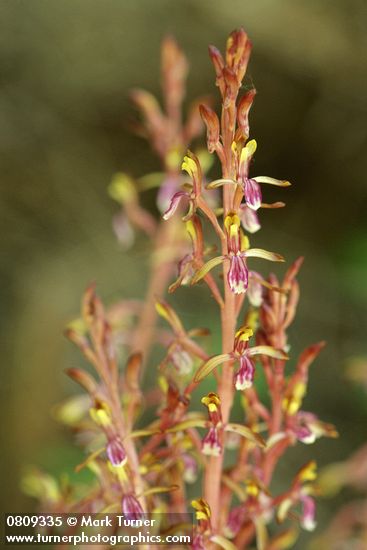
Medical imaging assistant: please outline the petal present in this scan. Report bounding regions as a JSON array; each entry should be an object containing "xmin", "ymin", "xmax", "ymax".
[
  {"xmin": 244, "ymin": 178, "xmax": 262, "ymax": 211},
  {"xmin": 162, "ymin": 191, "xmax": 188, "ymax": 220},
  {"xmin": 202, "ymin": 426, "xmax": 222, "ymax": 457},
  {"xmin": 166, "ymin": 417, "xmax": 207, "ymax": 432},
  {"xmin": 171, "ymin": 347, "xmax": 193, "ymax": 375},
  {"xmin": 137, "ymin": 171, "xmax": 165, "ymax": 191},
  {"xmin": 206, "ymin": 178, "xmax": 237, "ymax": 189},
  {"xmin": 199, "ymin": 104, "xmax": 220, "ymax": 153},
  {"xmin": 210, "ymin": 535, "xmax": 238, "ymax": 550},
  {"xmin": 239, "ymin": 140, "xmax": 257, "ymax": 180},
  {"xmin": 182, "ymin": 199, "xmax": 195, "ymax": 221},
  {"xmin": 300, "ymin": 495, "xmax": 317, "ymax": 532},
  {"xmin": 121, "ymin": 494, "xmax": 144, "ymax": 520},
  {"xmin": 261, "ymin": 201, "xmax": 286, "ymax": 209},
  {"xmin": 182, "ymin": 156, "xmax": 197, "ymax": 178},
  {"xmin": 248, "ymin": 346, "xmax": 289, "ymax": 360},
  {"xmin": 108, "ymin": 173, "xmax": 137, "ymax": 204},
  {"xmin": 239, "ymin": 205, "xmax": 261, "ymax": 233},
  {"xmin": 66, "ymin": 368, "xmax": 98, "ymax": 395},
  {"xmin": 191, "ymin": 255, "xmax": 226, "ymax": 284},
  {"xmin": 208, "ymin": 45, "xmax": 225, "ymax": 79},
  {"xmin": 244, "ymin": 248, "xmax": 285, "ymax": 262},
  {"xmin": 155, "ymin": 299, "xmax": 184, "ymax": 333},
  {"xmin": 182, "ymin": 454, "xmax": 198, "ymax": 483},
  {"xmin": 140, "ymin": 485, "xmax": 179, "ymax": 497},
  {"xmin": 254, "ymin": 518, "xmax": 269, "ymax": 550},
  {"xmin": 112, "ymin": 212, "xmax": 134, "ymax": 249},
  {"xmin": 268, "ymin": 529, "xmax": 298, "ymax": 549},
  {"xmin": 253, "ymin": 176, "xmax": 291, "ymax": 187},
  {"xmin": 126, "ymin": 428, "xmax": 160, "ymax": 439},
  {"xmin": 225, "ymin": 423, "xmax": 266, "ymax": 448},
  {"xmin": 224, "ymin": 505, "xmax": 247, "ymax": 538},
  {"xmin": 234, "ymin": 355, "xmax": 255, "ymax": 389},
  {"xmin": 297, "ymin": 460, "xmax": 317, "ymax": 483},
  {"xmin": 237, "ymin": 89, "xmax": 256, "ymax": 139},
  {"xmin": 75, "ymin": 446, "xmax": 104, "ymax": 472},
  {"xmin": 157, "ymin": 176, "xmax": 180, "ymax": 212},
  {"xmin": 277, "ymin": 498, "xmax": 293, "ymax": 524},
  {"xmin": 106, "ymin": 438, "xmax": 127, "ymax": 467},
  {"xmin": 194, "ymin": 353, "xmax": 233, "ymax": 383},
  {"xmin": 247, "ymin": 272, "xmax": 263, "ymax": 307},
  {"xmin": 228, "ymin": 255, "xmax": 248, "ymax": 294},
  {"xmin": 241, "ymin": 139, "xmax": 257, "ymax": 162}
]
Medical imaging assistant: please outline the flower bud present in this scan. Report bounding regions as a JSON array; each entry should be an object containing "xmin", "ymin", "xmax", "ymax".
[
  {"xmin": 161, "ymin": 35, "xmax": 188, "ymax": 112},
  {"xmin": 208, "ymin": 45, "xmax": 224, "ymax": 81},
  {"xmin": 225, "ymin": 28, "xmax": 252, "ymax": 84},
  {"xmin": 237, "ymin": 89, "xmax": 256, "ymax": 139},
  {"xmin": 223, "ymin": 67, "xmax": 239, "ymax": 107},
  {"xmin": 199, "ymin": 104, "xmax": 220, "ymax": 153}
]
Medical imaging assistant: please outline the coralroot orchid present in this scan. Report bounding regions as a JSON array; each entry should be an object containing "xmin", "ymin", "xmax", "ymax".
[{"xmin": 25, "ymin": 28, "xmax": 339, "ymax": 550}]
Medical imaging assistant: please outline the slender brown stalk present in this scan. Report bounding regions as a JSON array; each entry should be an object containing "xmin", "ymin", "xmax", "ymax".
[{"xmin": 130, "ymin": 217, "xmax": 179, "ymax": 361}]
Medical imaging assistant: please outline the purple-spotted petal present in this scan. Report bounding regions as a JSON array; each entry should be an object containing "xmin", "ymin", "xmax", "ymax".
[
  {"xmin": 106, "ymin": 437, "xmax": 127, "ymax": 467},
  {"xmin": 202, "ymin": 426, "xmax": 222, "ymax": 457},
  {"xmin": 234, "ymin": 355, "xmax": 255, "ymax": 390},
  {"xmin": 162, "ymin": 191, "xmax": 188, "ymax": 220},
  {"xmin": 121, "ymin": 494, "xmax": 144, "ymax": 521},
  {"xmin": 244, "ymin": 178, "xmax": 262, "ymax": 211},
  {"xmin": 228, "ymin": 254, "xmax": 248, "ymax": 294}
]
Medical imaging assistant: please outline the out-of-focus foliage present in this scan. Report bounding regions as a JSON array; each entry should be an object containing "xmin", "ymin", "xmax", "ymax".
[{"xmin": 0, "ymin": 2, "xmax": 366, "ymax": 545}]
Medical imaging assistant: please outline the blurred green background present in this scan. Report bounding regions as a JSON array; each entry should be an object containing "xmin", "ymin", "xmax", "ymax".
[{"xmin": 1, "ymin": 0, "xmax": 366, "ymax": 542}]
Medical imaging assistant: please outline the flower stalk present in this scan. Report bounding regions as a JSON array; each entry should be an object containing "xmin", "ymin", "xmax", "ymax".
[{"xmin": 25, "ymin": 29, "xmax": 338, "ymax": 550}]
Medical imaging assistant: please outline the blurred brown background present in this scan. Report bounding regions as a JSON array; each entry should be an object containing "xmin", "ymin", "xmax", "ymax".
[{"xmin": 1, "ymin": 0, "xmax": 366, "ymax": 543}]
